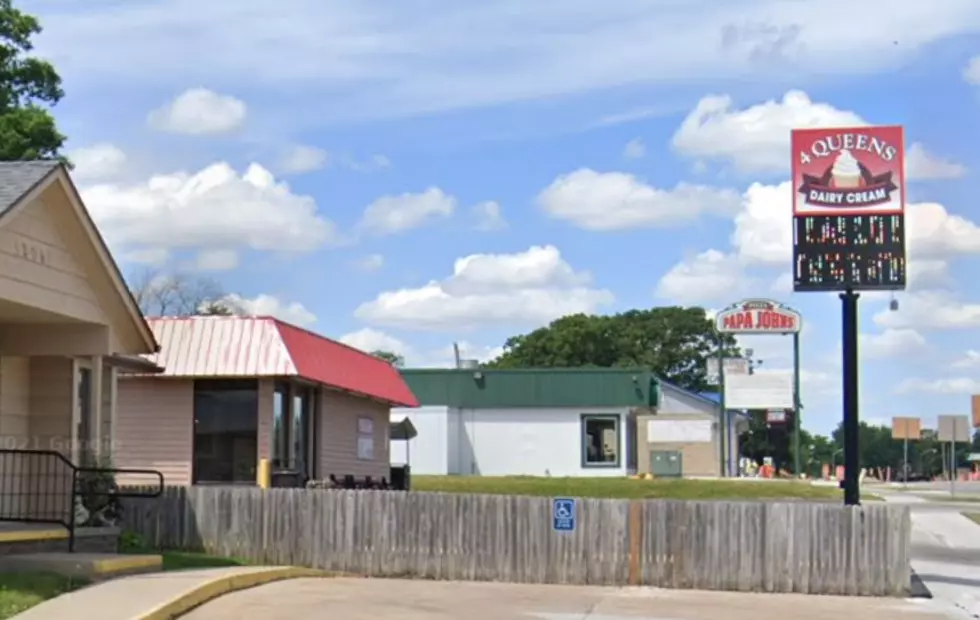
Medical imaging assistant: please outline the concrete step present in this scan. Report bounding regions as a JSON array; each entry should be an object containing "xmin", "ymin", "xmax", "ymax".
[{"xmin": 0, "ymin": 552, "xmax": 162, "ymax": 580}]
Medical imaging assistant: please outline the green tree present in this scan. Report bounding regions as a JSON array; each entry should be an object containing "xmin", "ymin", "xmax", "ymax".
[
  {"xmin": 487, "ymin": 307, "xmax": 739, "ymax": 392},
  {"xmin": 0, "ymin": 0, "xmax": 67, "ymax": 161},
  {"xmin": 372, "ymin": 350, "xmax": 405, "ymax": 367}
]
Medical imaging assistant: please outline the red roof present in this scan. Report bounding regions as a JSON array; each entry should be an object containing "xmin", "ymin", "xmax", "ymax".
[{"xmin": 141, "ymin": 316, "xmax": 419, "ymax": 407}]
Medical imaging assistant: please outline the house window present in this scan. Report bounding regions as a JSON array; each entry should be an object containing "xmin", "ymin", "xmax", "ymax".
[
  {"xmin": 291, "ymin": 387, "xmax": 311, "ymax": 473},
  {"xmin": 272, "ymin": 382, "xmax": 313, "ymax": 476},
  {"xmin": 193, "ymin": 379, "xmax": 258, "ymax": 484},
  {"xmin": 581, "ymin": 414, "xmax": 621, "ymax": 468},
  {"xmin": 272, "ymin": 382, "xmax": 289, "ymax": 468},
  {"xmin": 357, "ymin": 416, "xmax": 375, "ymax": 460}
]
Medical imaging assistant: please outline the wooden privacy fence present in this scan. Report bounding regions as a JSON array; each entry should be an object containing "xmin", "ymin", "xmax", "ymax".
[{"xmin": 120, "ymin": 487, "xmax": 911, "ymax": 596}]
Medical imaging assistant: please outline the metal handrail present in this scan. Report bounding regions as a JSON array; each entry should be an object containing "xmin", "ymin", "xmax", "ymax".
[{"xmin": 0, "ymin": 449, "xmax": 164, "ymax": 551}]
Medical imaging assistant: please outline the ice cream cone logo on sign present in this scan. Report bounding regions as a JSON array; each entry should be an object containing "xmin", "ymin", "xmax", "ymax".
[{"xmin": 791, "ymin": 125, "xmax": 905, "ymax": 216}]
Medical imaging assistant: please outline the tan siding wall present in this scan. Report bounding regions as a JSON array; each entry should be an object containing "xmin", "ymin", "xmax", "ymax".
[
  {"xmin": 26, "ymin": 356, "xmax": 73, "ymax": 518},
  {"xmin": 635, "ymin": 413, "xmax": 719, "ymax": 477},
  {"xmin": 317, "ymin": 389, "xmax": 391, "ymax": 480},
  {"xmin": 28, "ymin": 357, "xmax": 73, "ymax": 455},
  {"xmin": 257, "ymin": 379, "xmax": 273, "ymax": 463},
  {"xmin": 115, "ymin": 378, "xmax": 194, "ymax": 486},
  {"xmin": 0, "ymin": 197, "xmax": 109, "ymax": 324},
  {"xmin": 0, "ymin": 356, "xmax": 30, "ymax": 446}
]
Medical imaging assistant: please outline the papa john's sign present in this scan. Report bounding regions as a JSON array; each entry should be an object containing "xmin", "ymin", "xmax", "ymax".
[
  {"xmin": 791, "ymin": 125, "xmax": 905, "ymax": 216},
  {"xmin": 715, "ymin": 299, "xmax": 802, "ymax": 335}
]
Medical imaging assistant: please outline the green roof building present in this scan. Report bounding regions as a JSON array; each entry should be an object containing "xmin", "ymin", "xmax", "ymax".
[{"xmin": 391, "ymin": 368, "xmax": 743, "ymax": 478}]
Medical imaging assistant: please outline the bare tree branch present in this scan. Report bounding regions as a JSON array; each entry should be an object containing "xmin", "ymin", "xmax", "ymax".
[{"xmin": 127, "ymin": 267, "xmax": 230, "ymax": 317}]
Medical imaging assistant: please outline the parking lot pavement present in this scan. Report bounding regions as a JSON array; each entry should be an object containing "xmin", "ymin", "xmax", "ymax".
[{"xmin": 182, "ymin": 577, "xmax": 954, "ymax": 620}]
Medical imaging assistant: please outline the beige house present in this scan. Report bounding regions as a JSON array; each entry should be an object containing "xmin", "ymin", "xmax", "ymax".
[
  {"xmin": 0, "ymin": 161, "xmax": 159, "ymax": 518},
  {"xmin": 115, "ymin": 316, "xmax": 419, "ymax": 486}
]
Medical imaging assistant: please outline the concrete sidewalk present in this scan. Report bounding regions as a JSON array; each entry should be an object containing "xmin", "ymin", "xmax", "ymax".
[
  {"xmin": 13, "ymin": 565, "xmax": 327, "ymax": 620},
  {"xmin": 181, "ymin": 577, "xmax": 953, "ymax": 619},
  {"xmin": 884, "ymin": 492, "xmax": 980, "ymax": 619}
]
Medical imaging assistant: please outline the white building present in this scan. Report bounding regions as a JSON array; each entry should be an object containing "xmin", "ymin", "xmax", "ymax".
[{"xmin": 391, "ymin": 368, "xmax": 746, "ymax": 478}]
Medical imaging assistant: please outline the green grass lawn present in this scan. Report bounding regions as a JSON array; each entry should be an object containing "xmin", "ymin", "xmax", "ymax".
[
  {"xmin": 0, "ymin": 572, "xmax": 88, "ymax": 620},
  {"xmin": 964, "ymin": 513, "xmax": 980, "ymax": 526},
  {"xmin": 412, "ymin": 475, "xmax": 850, "ymax": 501},
  {"xmin": 0, "ymin": 549, "xmax": 254, "ymax": 619}
]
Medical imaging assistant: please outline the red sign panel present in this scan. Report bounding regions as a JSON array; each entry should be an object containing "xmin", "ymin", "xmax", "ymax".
[
  {"xmin": 791, "ymin": 125, "xmax": 905, "ymax": 217},
  {"xmin": 715, "ymin": 299, "xmax": 802, "ymax": 334}
]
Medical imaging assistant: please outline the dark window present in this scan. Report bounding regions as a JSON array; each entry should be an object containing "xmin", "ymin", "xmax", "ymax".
[
  {"xmin": 581, "ymin": 414, "xmax": 621, "ymax": 468},
  {"xmin": 272, "ymin": 382, "xmax": 289, "ymax": 468},
  {"xmin": 271, "ymin": 382, "xmax": 313, "ymax": 477},
  {"xmin": 193, "ymin": 379, "xmax": 258, "ymax": 484},
  {"xmin": 291, "ymin": 388, "xmax": 311, "ymax": 473}
]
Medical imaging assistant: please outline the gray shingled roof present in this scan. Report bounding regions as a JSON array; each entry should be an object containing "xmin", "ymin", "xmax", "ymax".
[{"xmin": 0, "ymin": 161, "xmax": 61, "ymax": 217}]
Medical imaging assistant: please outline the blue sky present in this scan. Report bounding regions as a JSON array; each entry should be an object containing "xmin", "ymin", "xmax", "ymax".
[{"xmin": 22, "ymin": 0, "xmax": 980, "ymax": 435}]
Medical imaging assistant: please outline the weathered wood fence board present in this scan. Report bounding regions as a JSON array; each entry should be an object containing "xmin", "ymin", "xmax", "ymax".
[{"xmin": 120, "ymin": 487, "xmax": 910, "ymax": 596}]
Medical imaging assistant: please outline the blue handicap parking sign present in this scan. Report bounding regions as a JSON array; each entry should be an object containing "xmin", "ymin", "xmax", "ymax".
[{"xmin": 552, "ymin": 497, "xmax": 576, "ymax": 532}]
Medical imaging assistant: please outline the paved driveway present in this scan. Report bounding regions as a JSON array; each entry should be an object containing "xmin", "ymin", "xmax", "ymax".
[{"xmin": 182, "ymin": 577, "xmax": 953, "ymax": 620}]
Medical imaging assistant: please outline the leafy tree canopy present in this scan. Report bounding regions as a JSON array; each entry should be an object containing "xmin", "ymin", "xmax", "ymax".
[
  {"xmin": 486, "ymin": 307, "xmax": 739, "ymax": 392},
  {"xmin": 372, "ymin": 350, "xmax": 405, "ymax": 367},
  {"xmin": 0, "ymin": 0, "xmax": 67, "ymax": 161}
]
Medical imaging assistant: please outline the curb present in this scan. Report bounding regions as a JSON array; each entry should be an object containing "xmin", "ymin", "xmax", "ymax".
[{"xmin": 136, "ymin": 567, "xmax": 329, "ymax": 620}]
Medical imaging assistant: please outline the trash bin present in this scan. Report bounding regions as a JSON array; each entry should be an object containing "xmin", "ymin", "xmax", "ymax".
[{"xmin": 390, "ymin": 465, "xmax": 411, "ymax": 491}]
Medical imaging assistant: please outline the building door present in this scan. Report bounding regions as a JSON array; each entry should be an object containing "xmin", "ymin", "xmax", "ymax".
[{"xmin": 650, "ymin": 450, "xmax": 683, "ymax": 478}]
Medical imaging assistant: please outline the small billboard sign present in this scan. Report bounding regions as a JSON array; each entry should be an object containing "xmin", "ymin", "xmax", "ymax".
[
  {"xmin": 705, "ymin": 357, "xmax": 749, "ymax": 385},
  {"xmin": 724, "ymin": 373, "xmax": 794, "ymax": 410},
  {"xmin": 715, "ymin": 299, "xmax": 802, "ymax": 335},
  {"xmin": 938, "ymin": 415, "xmax": 970, "ymax": 443},
  {"xmin": 891, "ymin": 417, "xmax": 921, "ymax": 440}
]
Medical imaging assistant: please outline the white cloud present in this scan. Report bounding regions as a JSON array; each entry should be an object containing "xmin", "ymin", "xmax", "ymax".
[
  {"xmin": 536, "ymin": 168, "xmax": 740, "ymax": 231},
  {"xmin": 81, "ymin": 160, "xmax": 340, "ymax": 260},
  {"xmin": 964, "ymin": 55, "xmax": 980, "ymax": 85},
  {"xmin": 340, "ymin": 327, "xmax": 412, "ymax": 357},
  {"xmin": 147, "ymin": 88, "xmax": 247, "ymax": 135},
  {"xmin": 859, "ymin": 329, "xmax": 927, "ymax": 359},
  {"xmin": 68, "ymin": 143, "xmax": 128, "ymax": 182},
  {"xmin": 896, "ymin": 377, "xmax": 980, "ymax": 395},
  {"xmin": 672, "ymin": 91, "xmax": 964, "ymax": 181},
  {"xmin": 874, "ymin": 291, "xmax": 980, "ymax": 330},
  {"xmin": 622, "ymin": 138, "xmax": 646, "ymax": 159},
  {"xmin": 597, "ymin": 106, "xmax": 673, "ymax": 127},
  {"xmin": 222, "ymin": 293, "xmax": 317, "ymax": 327},
  {"xmin": 353, "ymin": 254, "xmax": 385, "ymax": 273},
  {"xmin": 731, "ymin": 181, "xmax": 794, "ymax": 266},
  {"xmin": 278, "ymin": 145, "xmax": 329, "ymax": 174},
  {"xmin": 339, "ymin": 329, "xmax": 503, "ymax": 367},
  {"xmin": 359, "ymin": 187, "xmax": 456, "ymax": 236},
  {"xmin": 124, "ymin": 247, "xmax": 170, "ymax": 266},
  {"xmin": 193, "ymin": 249, "xmax": 239, "ymax": 272},
  {"xmin": 905, "ymin": 143, "xmax": 966, "ymax": 180},
  {"xmin": 36, "ymin": 2, "xmax": 980, "ymax": 122},
  {"xmin": 672, "ymin": 91, "xmax": 863, "ymax": 173},
  {"xmin": 471, "ymin": 201, "xmax": 507, "ymax": 231},
  {"xmin": 355, "ymin": 245, "xmax": 614, "ymax": 330},
  {"xmin": 655, "ymin": 250, "xmax": 751, "ymax": 305},
  {"xmin": 950, "ymin": 350, "xmax": 980, "ymax": 370}
]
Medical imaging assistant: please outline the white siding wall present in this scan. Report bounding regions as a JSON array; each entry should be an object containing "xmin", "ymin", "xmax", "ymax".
[
  {"xmin": 457, "ymin": 407, "xmax": 629, "ymax": 477},
  {"xmin": 658, "ymin": 385, "xmax": 743, "ymax": 476},
  {"xmin": 389, "ymin": 406, "xmax": 450, "ymax": 474}
]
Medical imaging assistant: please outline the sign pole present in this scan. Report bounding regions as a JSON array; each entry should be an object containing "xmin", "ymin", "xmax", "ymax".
[
  {"xmin": 902, "ymin": 435, "xmax": 908, "ymax": 490},
  {"xmin": 950, "ymin": 425, "xmax": 956, "ymax": 498},
  {"xmin": 717, "ymin": 336, "xmax": 727, "ymax": 478},
  {"xmin": 840, "ymin": 288, "xmax": 861, "ymax": 506},
  {"xmin": 792, "ymin": 331, "xmax": 802, "ymax": 477}
]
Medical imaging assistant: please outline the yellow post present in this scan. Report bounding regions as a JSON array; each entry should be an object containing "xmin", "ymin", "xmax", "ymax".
[{"xmin": 256, "ymin": 458, "xmax": 271, "ymax": 489}]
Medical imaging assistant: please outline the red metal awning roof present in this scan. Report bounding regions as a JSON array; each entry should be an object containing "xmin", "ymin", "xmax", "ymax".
[{"xmin": 140, "ymin": 316, "xmax": 418, "ymax": 407}]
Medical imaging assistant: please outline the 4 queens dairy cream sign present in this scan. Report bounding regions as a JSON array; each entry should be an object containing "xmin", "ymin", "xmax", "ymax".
[
  {"xmin": 715, "ymin": 299, "xmax": 802, "ymax": 334},
  {"xmin": 791, "ymin": 125, "xmax": 905, "ymax": 216}
]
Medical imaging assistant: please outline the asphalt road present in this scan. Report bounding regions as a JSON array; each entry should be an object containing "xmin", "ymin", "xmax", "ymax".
[{"xmin": 182, "ymin": 578, "xmax": 951, "ymax": 620}]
